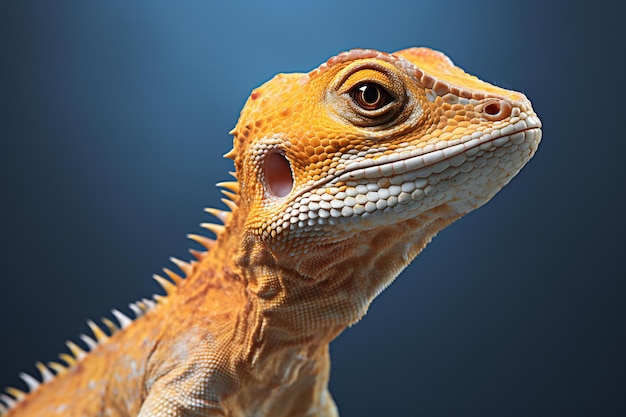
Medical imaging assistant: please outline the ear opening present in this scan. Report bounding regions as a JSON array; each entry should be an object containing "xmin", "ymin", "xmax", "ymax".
[{"xmin": 264, "ymin": 150, "xmax": 294, "ymax": 198}]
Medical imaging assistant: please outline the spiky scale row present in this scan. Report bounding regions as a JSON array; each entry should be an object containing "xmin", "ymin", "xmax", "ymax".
[
  {"xmin": 185, "ymin": 179, "xmax": 237, "ymax": 256},
  {"xmin": 3, "ymin": 307, "xmax": 167, "ymax": 413},
  {"xmin": 1, "ymin": 177, "xmax": 238, "ymax": 415},
  {"xmin": 0, "ymin": 303, "xmax": 156, "ymax": 412}
]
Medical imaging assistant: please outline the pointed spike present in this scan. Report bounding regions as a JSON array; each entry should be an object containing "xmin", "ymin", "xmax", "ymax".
[
  {"xmin": 204, "ymin": 207, "xmax": 229, "ymax": 223},
  {"xmin": 102, "ymin": 317, "xmax": 119, "ymax": 334},
  {"xmin": 169, "ymin": 257, "xmax": 193, "ymax": 276},
  {"xmin": 220, "ymin": 198, "xmax": 237, "ymax": 212},
  {"xmin": 153, "ymin": 274, "xmax": 176, "ymax": 295},
  {"xmin": 200, "ymin": 223, "xmax": 225, "ymax": 238},
  {"xmin": 5, "ymin": 387, "xmax": 26, "ymax": 401},
  {"xmin": 111, "ymin": 309, "xmax": 132, "ymax": 329},
  {"xmin": 87, "ymin": 320, "xmax": 109, "ymax": 342},
  {"xmin": 216, "ymin": 181, "xmax": 240, "ymax": 193},
  {"xmin": 153, "ymin": 294, "xmax": 165, "ymax": 303},
  {"xmin": 47, "ymin": 361, "xmax": 66, "ymax": 375},
  {"xmin": 0, "ymin": 393, "xmax": 17, "ymax": 408},
  {"xmin": 162, "ymin": 267, "xmax": 184, "ymax": 284},
  {"xmin": 0, "ymin": 400, "xmax": 8, "ymax": 414},
  {"xmin": 59, "ymin": 352, "xmax": 77, "ymax": 367},
  {"xmin": 142, "ymin": 298, "xmax": 156, "ymax": 310},
  {"xmin": 65, "ymin": 340, "xmax": 87, "ymax": 360},
  {"xmin": 220, "ymin": 189, "xmax": 237, "ymax": 201},
  {"xmin": 129, "ymin": 303, "xmax": 143, "ymax": 318},
  {"xmin": 136, "ymin": 300, "xmax": 150, "ymax": 312},
  {"xmin": 187, "ymin": 234, "xmax": 216, "ymax": 250},
  {"xmin": 19, "ymin": 372, "xmax": 40, "ymax": 391},
  {"xmin": 188, "ymin": 248, "xmax": 206, "ymax": 260},
  {"xmin": 228, "ymin": 171, "xmax": 237, "ymax": 179},
  {"xmin": 59, "ymin": 353, "xmax": 77, "ymax": 367},
  {"xmin": 36, "ymin": 362, "xmax": 54, "ymax": 383},
  {"xmin": 223, "ymin": 148, "xmax": 237, "ymax": 159},
  {"xmin": 80, "ymin": 333, "xmax": 98, "ymax": 350}
]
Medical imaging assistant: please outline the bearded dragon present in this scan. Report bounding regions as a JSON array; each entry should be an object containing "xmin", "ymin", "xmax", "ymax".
[{"xmin": 1, "ymin": 47, "xmax": 541, "ymax": 416}]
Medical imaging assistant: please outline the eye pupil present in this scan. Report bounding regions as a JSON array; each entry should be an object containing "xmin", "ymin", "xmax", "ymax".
[
  {"xmin": 360, "ymin": 85, "xmax": 380, "ymax": 105},
  {"xmin": 351, "ymin": 83, "xmax": 391, "ymax": 110}
]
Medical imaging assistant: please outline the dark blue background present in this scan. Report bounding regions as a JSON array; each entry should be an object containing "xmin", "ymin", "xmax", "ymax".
[{"xmin": 1, "ymin": 1, "xmax": 623, "ymax": 416}]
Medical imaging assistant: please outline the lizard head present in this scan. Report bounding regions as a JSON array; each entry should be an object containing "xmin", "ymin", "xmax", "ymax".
[{"xmin": 226, "ymin": 47, "xmax": 541, "ymax": 330}]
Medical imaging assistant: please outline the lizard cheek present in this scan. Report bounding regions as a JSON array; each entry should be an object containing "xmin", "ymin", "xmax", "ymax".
[{"xmin": 264, "ymin": 150, "xmax": 294, "ymax": 198}]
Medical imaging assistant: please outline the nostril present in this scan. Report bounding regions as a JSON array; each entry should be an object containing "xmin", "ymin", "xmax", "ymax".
[
  {"xmin": 264, "ymin": 150, "xmax": 294, "ymax": 198},
  {"xmin": 481, "ymin": 99, "xmax": 512, "ymax": 121},
  {"xmin": 484, "ymin": 102, "xmax": 500, "ymax": 115}
]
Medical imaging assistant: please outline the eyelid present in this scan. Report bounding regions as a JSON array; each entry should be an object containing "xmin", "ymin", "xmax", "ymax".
[{"xmin": 337, "ymin": 67, "xmax": 396, "ymax": 96}]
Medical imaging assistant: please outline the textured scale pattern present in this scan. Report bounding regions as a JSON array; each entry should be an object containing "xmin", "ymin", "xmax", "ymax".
[{"xmin": 2, "ymin": 47, "xmax": 541, "ymax": 416}]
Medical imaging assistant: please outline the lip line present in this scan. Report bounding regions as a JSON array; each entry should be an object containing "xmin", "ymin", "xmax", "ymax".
[
  {"xmin": 286, "ymin": 126, "xmax": 540, "ymax": 203},
  {"xmin": 334, "ymin": 126, "xmax": 539, "ymax": 181}
]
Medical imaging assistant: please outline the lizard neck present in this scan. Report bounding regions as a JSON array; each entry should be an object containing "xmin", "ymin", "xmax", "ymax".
[
  {"xmin": 234, "ymin": 204, "xmax": 461, "ymax": 362},
  {"xmin": 166, "ymin": 203, "xmax": 458, "ymax": 411}
]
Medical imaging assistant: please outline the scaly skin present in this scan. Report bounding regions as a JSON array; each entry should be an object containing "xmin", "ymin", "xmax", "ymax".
[{"xmin": 1, "ymin": 47, "xmax": 541, "ymax": 416}]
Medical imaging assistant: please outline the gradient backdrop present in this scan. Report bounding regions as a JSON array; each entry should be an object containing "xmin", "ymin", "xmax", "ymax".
[{"xmin": 1, "ymin": 1, "xmax": 624, "ymax": 416}]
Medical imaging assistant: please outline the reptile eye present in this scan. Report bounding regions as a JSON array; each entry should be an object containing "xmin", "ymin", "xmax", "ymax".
[
  {"xmin": 331, "ymin": 64, "xmax": 408, "ymax": 128},
  {"xmin": 350, "ymin": 83, "xmax": 393, "ymax": 111}
]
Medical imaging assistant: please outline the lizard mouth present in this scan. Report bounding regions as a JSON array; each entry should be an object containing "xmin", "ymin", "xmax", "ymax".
[
  {"xmin": 262, "ymin": 115, "xmax": 541, "ymax": 236},
  {"xmin": 277, "ymin": 115, "xmax": 542, "ymax": 229},
  {"xmin": 330, "ymin": 116, "xmax": 542, "ymax": 186}
]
